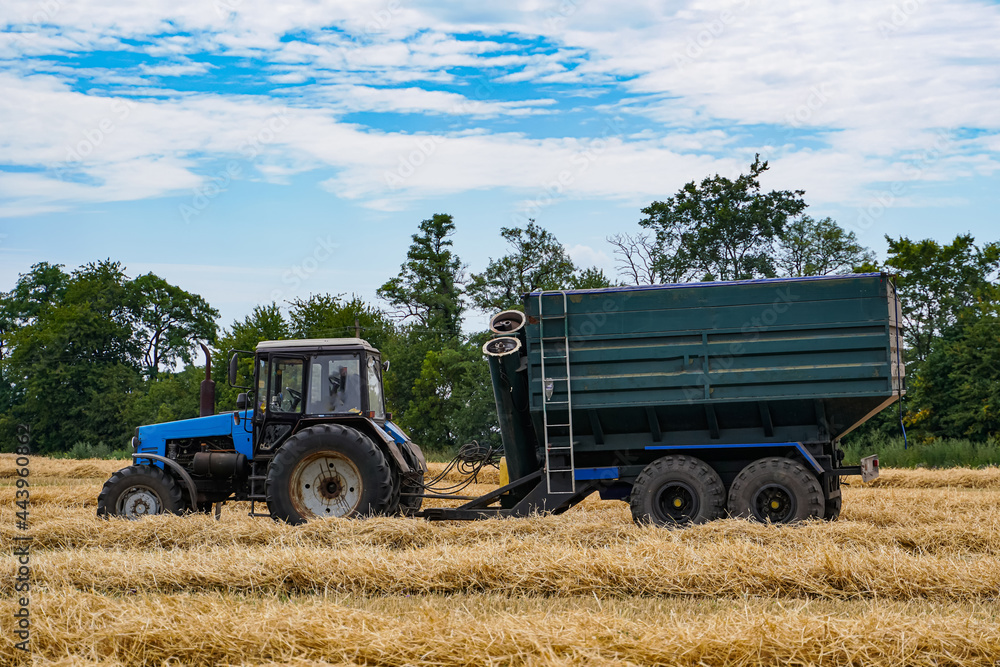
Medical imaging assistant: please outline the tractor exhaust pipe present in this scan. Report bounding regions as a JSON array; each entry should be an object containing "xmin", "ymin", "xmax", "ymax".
[{"xmin": 199, "ymin": 343, "xmax": 215, "ymax": 417}]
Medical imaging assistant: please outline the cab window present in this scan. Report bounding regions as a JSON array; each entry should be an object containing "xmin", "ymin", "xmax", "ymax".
[
  {"xmin": 307, "ymin": 353, "xmax": 362, "ymax": 414},
  {"xmin": 256, "ymin": 358, "xmax": 267, "ymax": 414},
  {"xmin": 367, "ymin": 356, "xmax": 385, "ymax": 419},
  {"xmin": 268, "ymin": 358, "xmax": 304, "ymax": 413}
]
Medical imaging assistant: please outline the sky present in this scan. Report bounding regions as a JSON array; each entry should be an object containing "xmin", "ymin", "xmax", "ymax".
[{"xmin": 1, "ymin": 0, "xmax": 999, "ymax": 333}]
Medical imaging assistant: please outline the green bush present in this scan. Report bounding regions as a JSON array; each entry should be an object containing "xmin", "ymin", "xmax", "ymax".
[{"xmin": 52, "ymin": 441, "xmax": 131, "ymax": 460}]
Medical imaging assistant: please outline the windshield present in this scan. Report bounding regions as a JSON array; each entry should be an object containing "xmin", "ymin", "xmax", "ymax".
[{"xmin": 307, "ymin": 354, "xmax": 362, "ymax": 414}]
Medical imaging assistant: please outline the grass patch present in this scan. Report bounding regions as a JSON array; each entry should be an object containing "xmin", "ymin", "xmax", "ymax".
[{"xmin": 843, "ymin": 433, "xmax": 1000, "ymax": 468}]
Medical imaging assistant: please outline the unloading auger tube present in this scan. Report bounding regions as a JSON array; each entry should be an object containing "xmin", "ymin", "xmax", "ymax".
[
  {"xmin": 489, "ymin": 310, "xmax": 526, "ymax": 338},
  {"xmin": 483, "ymin": 335, "xmax": 541, "ymax": 497}
]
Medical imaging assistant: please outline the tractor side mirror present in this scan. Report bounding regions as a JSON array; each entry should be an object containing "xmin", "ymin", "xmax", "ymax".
[
  {"xmin": 228, "ymin": 353, "xmax": 239, "ymax": 386},
  {"xmin": 236, "ymin": 393, "xmax": 248, "ymax": 410},
  {"xmin": 382, "ymin": 360, "xmax": 390, "ymax": 373}
]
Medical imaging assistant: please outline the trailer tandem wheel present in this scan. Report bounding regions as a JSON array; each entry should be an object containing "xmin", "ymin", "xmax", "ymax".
[
  {"xmin": 97, "ymin": 465, "xmax": 185, "ymax": 520},
  {"xmin": 727, "ymin": 456, "xmax": 824, "ymax": 523},
  {"xmin": 629, "ymin": 455, "xmax": 726, "ymax": 526},
  {"xmin": 265, "ymin": 424, "xmax": 393, "ymax": 524}
]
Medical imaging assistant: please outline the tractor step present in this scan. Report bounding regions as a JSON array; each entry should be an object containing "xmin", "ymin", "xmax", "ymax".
[{"xmin": 248, "ymin": 500, "xmax": 270, "ymax": 517}]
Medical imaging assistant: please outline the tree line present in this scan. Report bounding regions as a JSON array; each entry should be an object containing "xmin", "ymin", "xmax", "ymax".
[{"xmin": 2, "ymin": 156, "xmax": 998, "ymax": 455}]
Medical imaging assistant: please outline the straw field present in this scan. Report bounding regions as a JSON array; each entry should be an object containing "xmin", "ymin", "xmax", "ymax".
[{"xmin": 1, "ymin": 454, "xmax": 999, "ymax": 666}]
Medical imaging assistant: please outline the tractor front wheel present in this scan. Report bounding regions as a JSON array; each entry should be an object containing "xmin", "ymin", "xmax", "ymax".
[
  {"xmin": 97, "ymin": 465, "xmax": 185, "ymax": 520},
  {"xmin": 266, "ymin": 424, "xmax": 393, "ymax": 524}
]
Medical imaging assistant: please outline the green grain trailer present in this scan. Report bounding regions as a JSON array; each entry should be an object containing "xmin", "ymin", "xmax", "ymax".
[{"xmin": 428, "ymin": 272, "xmax": 898, "ymax": 525}]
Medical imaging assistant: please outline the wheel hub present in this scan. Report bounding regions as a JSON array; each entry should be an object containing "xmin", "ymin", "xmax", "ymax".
[
  {"xmin": 654, "ymin": 482, "xmax": 699, "ymax": 523},
  {"xmin": 117, "ymin": 486, "xmax": 161, "ymax": 520},
  {"xmin": 753, "ymin": 484, "xmax": 795, "ymax": 523},
  {"xmin": 291, "ymin": 453, "xmax": 363, "ymax": 519}
]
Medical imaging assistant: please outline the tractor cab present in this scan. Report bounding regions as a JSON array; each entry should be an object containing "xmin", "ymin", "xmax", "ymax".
[{"xmin": 237, "ymin": 338, "xmax": 390, "ymax": 458}]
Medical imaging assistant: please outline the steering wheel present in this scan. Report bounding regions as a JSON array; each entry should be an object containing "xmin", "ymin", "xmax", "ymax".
[{"xmin": 286, "ymin": 387, "xmax": 302, "ymax": 410}]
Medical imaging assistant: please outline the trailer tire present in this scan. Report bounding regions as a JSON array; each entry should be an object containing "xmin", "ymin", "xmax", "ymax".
[
  {"xmin": 630, "ymin": 455, "xmax": 726, "ymax": 526},
  {"xmin": 266, "ymin": 424, "xmax": 393, "ymax": 525},
  {"xmin": 727, "ymin": 457, "xmax": 824, "ymax": 523},
  {"xmin": 97, "ymin": 465, "xmax": 185, "ymax": 519}
]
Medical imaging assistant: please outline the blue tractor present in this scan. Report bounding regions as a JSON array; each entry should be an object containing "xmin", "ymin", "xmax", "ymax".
[{"xmin": 97, "ymin": 338, "xmax": 427, "ymax": 523}]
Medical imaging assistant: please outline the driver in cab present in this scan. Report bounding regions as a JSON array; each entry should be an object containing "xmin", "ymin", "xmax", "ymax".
[{"xmin": 330, "ymin": 365, "xmax": 361, "ymax": 413}]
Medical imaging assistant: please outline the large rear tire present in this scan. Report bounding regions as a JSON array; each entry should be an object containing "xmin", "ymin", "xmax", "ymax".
[
  {"xmin": 397, "ymin": 474, "xmax": 424, "ymax": 516},
  {"xmin": 97, "ymin": 465, "xmax": 185, "ymax": 520},
  {"xmin": 266, "ymin": 424, "xmax": 393, "ymax": 525},
  {"xmin": 727, "ymin": 457, "xmax": 824, "ymax": 524},
  {"xmin": 630, "ymin": 455, "xmax": 726, "ymax": 526},
  {"xmin": 824, "ymin": 474, "xmax": 843, "ymax": 521}
]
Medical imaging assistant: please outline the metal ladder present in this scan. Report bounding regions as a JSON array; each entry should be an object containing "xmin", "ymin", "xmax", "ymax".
[
  {"xmin": 247, "ymin": 459, "xmax": 271, "ymax": 517},
  {"xmin": 538, "ymin": 291, "xmax": 575, "ymax": 494}
]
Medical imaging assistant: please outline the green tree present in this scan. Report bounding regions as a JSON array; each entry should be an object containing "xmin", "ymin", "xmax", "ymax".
[
  {"xmin": 288, "ymin": 293, "xmax": 394, "ymax": 351},
  {"xmin": 1, "ymin": 261, "xmax": 143, "ymax": 453},
  {"xmin": 377, "ymin": 213, "xmax": 466, "ymax": 337},
  {"xmin": 1, "ymin": 262, "xmax": 72, "ymax": 419},
  {"xmin": 1, "ymin": 261, "xmax": 69, "ymax": 325},
  {"xmin": 905, "ymin": 309, "xmax": 1000, "ymax": 440},
  {"xmin": 212, "ymin": 303, "xmax": 290, "ymax": 410},
  {"xmin": 124, "ymin": 365, "xmax": 203, "ymax": 426},
  {"xmin": 777, "ymin": 216, "xmax": 875, "ymax": 276},
  {"xmin": 379, "ymin": 325, "xmax": 438, "ymax": 423},
  {"xmin": 130, "ymin": 273, "xmax": 219, "ymax": 376},
  {"xmin": 467, "ymin": 221, "xmax": 602, "ymax": 312},
  {"xmin": 400, "ymin": 335, "xmax": 500, "ymax": 452},
  {"xmin": 884, "ymin": 234, "xmax": 1000, "ymax": 363},
  {"xmin": 567, "ymin": 267, "xmax": 614, "ymax": 290},
  {"xmin": 640, "ymin": 155, "xmax": 807, "ymax": 281}
]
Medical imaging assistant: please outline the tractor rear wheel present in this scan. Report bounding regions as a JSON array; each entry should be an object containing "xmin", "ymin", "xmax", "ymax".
[
  {"xmin": 266, "ymin": 424, "xmax": 393, "ymax": 524},
  {"xmin": 824, "ymin": 474, "xmax": 843, "ymax": 522},
  {"xmin": 630, "ymin": 455, "xmax": 726, "ymax": 526},
  {"xmin": 727, "ymin": 457, "xmax": 824, "ymax": 523},
  {"xmin": 97, "ymin": 465, "xmax": 185, "ymax": 520},
  {"xmin": 397, "ymin": 473, "xmax": 424, "ymax": 516}
]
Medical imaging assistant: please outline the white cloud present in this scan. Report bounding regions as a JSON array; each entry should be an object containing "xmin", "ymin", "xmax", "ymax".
[
  {"xmin": 294, "ymin": 83, "xmax": 557, "ymax": 117},
  {"xmin": 0, "ymin": 0, "xmax": 998, "ymax": 218},
  {"xmin": 567, "ymin": 243, "xmax": 613, "ymax": 273}
]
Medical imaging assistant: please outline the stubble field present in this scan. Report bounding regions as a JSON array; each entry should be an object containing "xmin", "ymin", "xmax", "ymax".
[{"xmin": 1, "ymin": 455, "xmax": 999, "ymax": 666}]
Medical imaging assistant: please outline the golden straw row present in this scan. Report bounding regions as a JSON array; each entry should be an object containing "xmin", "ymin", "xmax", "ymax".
[
  {"xmin": 10, "ymin": 538, "xmax": 1000, "ymax": 600},
  {"xmin": 2, "ymin": 591, "xmax": 999, "ymax": 667}
]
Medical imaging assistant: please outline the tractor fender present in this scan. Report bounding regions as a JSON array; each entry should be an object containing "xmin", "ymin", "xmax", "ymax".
[
  {"xmin": 383, "ymin": 420, "xmax": 428, "ymax": 474},
  {"xmin": 360, "ymin": 418, "xmax": 414, "ymax": 474},
  {"xmin": 132, "ymin": 453, "xmax": 199, "ymax": 507}
]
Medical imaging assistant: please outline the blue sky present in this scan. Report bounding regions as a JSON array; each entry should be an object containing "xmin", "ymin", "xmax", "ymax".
[{"xmin": 1, "ymin": 0, "xmax": 999, "ymax": 332}]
